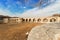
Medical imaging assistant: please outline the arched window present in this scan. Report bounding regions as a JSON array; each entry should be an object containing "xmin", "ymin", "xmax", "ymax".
[
  {"xmin": 50, "ymin": 18, "xmax": 56, "ymax": 22},
  {"xmin": 43, "ymin": 18, "xmax": 48, "ymax": 22}
]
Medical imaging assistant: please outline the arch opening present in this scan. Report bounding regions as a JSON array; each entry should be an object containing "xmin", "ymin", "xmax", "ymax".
[
  {"xmin": 50, "ymin": 18, "xmax": 56, "ymax": 22},
  {"xmin": 29, "ymin": 19, "xmax": 31, "ymax": 22},
  {"xmin": 43, "ymin": 18, "xmax": 48, "ymax": 22},
  {"xmin": 37, "ymin": 18, "xmax": 41, "ymax": 22},
  {"xmin": 33, "ymin": 18, "xmax": 35, "ymax": 22}
]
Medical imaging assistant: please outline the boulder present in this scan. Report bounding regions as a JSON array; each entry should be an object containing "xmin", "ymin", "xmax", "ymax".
[{"xmin": 27, "ymin": 23, "xmax": 60, "ymax": 40}]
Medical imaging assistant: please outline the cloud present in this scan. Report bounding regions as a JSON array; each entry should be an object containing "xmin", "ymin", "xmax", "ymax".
[
  {"xmin": 19, "ymin": 0, "xmax": 60, "ymax": 18},
  {"xmin": 0, "ymin": 9, "xmax": 17, "ymax": 17},
  {"xmin": 0, "ymin": 9, "xmax": 10, "ymax": 16}
]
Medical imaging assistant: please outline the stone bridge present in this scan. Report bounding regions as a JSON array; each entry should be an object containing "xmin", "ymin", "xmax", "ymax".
[{"xmin": 22, "ymin": 17, "xmax": 60, "ymax": 23}]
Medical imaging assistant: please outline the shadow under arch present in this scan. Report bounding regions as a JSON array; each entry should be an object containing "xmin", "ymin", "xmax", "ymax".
[
  {"xmin": 37, "ymin": 18, "xmax": 41, "ymax": 22},
  {"xmin": 33, "ymin": 18, "xmax": 36, "ymax": 22},
  {"xmin": 29, "ymin": 19, "xmax": 31, "ymax": 22},
  {"xmin": 50, "ymin": 18, "xmax": 56, "ymax": 22},
  {"xmin": 26, "ymin": 19, "xmax": 28, "ymax": 22},
  {"xmin": 21, "ymin": 18, "xmax": 25, "ymax": 22}
]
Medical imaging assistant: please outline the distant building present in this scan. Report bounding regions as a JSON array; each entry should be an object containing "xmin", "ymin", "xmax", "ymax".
[
  {"xmin": 9, "ymin": 17, "xmax": 22, "ymax": 24},
  {"xmin": 0, "ymin": 15, "xmax": 22, "ymax": 24},
  {"xmin": 0, "ymin": 15, "xmax": 9, "ymax": 24}
]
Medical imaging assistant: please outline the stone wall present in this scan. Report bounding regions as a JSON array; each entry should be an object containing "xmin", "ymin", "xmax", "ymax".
[{"xmin": 22, "ymin": 16, "xmax": 60, "ymax": 23}]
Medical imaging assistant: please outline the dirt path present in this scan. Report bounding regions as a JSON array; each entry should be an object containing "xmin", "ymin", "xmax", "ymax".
[{"xmin": 0, "ymin": 23, "xmax": 43, "ymax": 40}]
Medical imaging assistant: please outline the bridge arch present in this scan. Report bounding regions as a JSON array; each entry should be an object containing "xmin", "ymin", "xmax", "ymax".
[
  {"xmin": 33, "ymin": 18, "xmax": 36, "ymax": 22},
  {"xmin": 43, "ymin": 18, "xmax": 48, "ymax": 23},
  {"xmin": 50, "ymin": 18, "xmax": 56, "ymax": 22},
  {"xmin": 29, "ymin": 18, "xmax": 31, "ymax": 22},
  {"xmin": 37, "ymin": 18, "xmax": 41, "ymax": 23}
]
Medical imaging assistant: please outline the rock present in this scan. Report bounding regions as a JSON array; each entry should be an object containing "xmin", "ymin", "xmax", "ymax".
[{"xmin": 27, "ymin": 23, "xmax": 60, "ymax": 40}]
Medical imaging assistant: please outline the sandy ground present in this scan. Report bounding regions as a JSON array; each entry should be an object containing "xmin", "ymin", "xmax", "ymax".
[{"xmin": 0, "ymin": 22, "xmax": 43, "ymax": 40}]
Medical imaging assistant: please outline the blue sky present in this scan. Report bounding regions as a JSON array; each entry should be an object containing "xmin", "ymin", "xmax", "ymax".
[
  {"xmin": 0, "ymin": 0, "xmax": 56, "ymax": 13},
  {"xmin": 0, "ymin": 0, "xmax": 40, "ymax": 13},
  {"xmin": 0, "ymin": 0, "xmax": 60, "ymax": 17}
]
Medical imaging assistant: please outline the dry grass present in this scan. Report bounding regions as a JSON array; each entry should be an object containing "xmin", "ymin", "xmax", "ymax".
[{"xmin": 0, "ymin": 22, "xmax": 43, "ymax": 40}]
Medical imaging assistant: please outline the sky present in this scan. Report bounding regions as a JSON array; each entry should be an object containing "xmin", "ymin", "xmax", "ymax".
[{"xmin": 0, "ymin": 0, "xmax": 60, "ymax": 18}]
